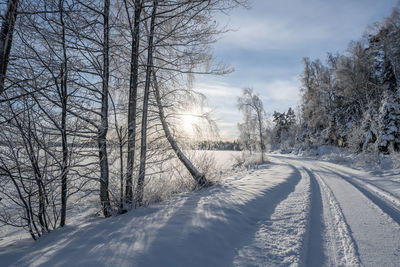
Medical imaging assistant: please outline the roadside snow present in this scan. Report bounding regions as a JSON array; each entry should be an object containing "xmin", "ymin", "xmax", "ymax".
[
  {"xmin": 0, "ymin": 159, "xmax": 299, "ymax": 267},
  {"xmin": 233, "ymin": 166, "xmax": 311, "ymax": 266}
]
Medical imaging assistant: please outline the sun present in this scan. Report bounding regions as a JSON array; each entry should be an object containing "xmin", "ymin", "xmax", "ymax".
[{"xmin": 180, "ymin": 114, "xmax": 199, "ymax": 136}]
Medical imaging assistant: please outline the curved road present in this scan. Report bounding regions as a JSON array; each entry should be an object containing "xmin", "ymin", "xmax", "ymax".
[{"xmin": 273, "ymin": 155, "xmax": 400, "ymax": 266}]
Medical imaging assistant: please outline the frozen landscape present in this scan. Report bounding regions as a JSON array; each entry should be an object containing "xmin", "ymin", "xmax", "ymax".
[
  {"xmin": 1, "ymin": 0, "xmax": 400, "ymax": 266},
  {"xmin": 1, "ymin": 151, "xmax": 399, "ymax": 266}
]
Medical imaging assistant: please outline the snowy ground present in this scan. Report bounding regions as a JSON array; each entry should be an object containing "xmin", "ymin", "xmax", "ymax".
[{"xmin": 1, "ymin": 152, "xmax": 400, "ymax": 266}]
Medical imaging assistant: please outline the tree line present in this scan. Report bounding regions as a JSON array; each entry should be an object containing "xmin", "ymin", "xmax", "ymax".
[
  {"xmin": 237, "ymin": 4, "xmax": 400, "ymax": 156},
  {"xmin": 298, "ymin": 5, "xmax": 400, "ymax": 153},
  {"xmin": 0, "ymin": 0, "xmax": 244, "ymax": 240}
]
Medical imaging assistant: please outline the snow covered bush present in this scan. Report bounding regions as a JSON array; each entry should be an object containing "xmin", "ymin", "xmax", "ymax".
[{"xmin": 232, "ymin": 151, "xmax": 266, "ymax": 169}]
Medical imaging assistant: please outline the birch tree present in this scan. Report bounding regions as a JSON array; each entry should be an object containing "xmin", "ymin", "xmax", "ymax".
[
  {"xmin": 152, "ymin": 69, "xmax": 208, "ymax": 187},
  {"xmin": 0, "ymin": 0, "xmax": 19, "ymax": 95},
  {"xmin": 136, "ymin": 0, "xmax": 157, "ymax": 207},
  {"xmin": 238, "ymin": 88, "xmax": 266, "ymax": 162},
  {"xmin": 97, "ymin": 0, "xmax": 112, "ymax": 216},
  {"xmin": 123, "ymin": 0, "xmax": 142, "ymax": 206},
  {"xmin": 145, "ymin": 0, "xmax": 243, "ymax": 187}
]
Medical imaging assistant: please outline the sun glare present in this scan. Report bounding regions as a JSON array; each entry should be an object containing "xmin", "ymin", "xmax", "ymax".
[{"xmin": 180, "ymin": 114, "xmax": 199, "ymax": 136}]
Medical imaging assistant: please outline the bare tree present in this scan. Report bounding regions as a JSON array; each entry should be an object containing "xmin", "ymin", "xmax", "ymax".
[
  {"xmin": 142, "ymin": 0, "xmax": 242, "ymax": 189},
  {"xmin": 58, "ymin": 0, "xmax": 69, "ymax": 227},
  {"xmin": 152, "ymin": 69, "xmax": 208, "ymax": 186},
  {"xmin": 137, "ymin": 0, "xmax": 158, "ymax": 207},
  {"xmin": 0, "ymin": 0, "xmax": 19, "ymax": 95},
  {"xmin": 97, "ymin": 0, "xmax": 112, "ymax": 217},
  {"xmin": 123, "ymin": 0, "xmax": 142, "ymax": 206},
  {"xmin": 0, "ymin": 97, "xmax": 62, "ymax": 239},
  {"xmin": 238, "ymin": 88, "xmax": 266, "ymax": 162}
]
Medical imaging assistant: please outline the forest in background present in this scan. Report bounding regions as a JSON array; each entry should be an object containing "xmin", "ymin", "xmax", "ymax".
[{"xmin": 237, "ymin": 4, "xmax": 400, "ymax": 158}]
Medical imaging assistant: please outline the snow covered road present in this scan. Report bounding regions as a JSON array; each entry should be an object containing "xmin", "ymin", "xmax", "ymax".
[
  {"xmin": 1, "ymin": 154, "xmax": 400, "ymax": 266},
  {"xmin": 274, "ymin": 155, "xmax": 400, "ymax": 266}
]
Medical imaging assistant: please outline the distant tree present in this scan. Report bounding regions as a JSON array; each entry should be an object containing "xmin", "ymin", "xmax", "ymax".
[
  {"xmin": 238, "ymin": 119, "xmax": 257, "ymax": 152},
  {"xmin": 238, "ymin": 88, "xmax": 266, "ymax": 162},
  {"xmin": 271, "ymin": 108, "xmax": 297, "ymax": 149}
]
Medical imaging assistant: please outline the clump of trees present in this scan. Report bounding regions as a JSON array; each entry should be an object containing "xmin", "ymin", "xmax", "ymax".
[
  {"xmin": 0, "ymin": 0, "xmax": 245, "ymax": 239},
  {"xmin": 196, "ymin": 140, "xmax": 241, "ymax": 151}
]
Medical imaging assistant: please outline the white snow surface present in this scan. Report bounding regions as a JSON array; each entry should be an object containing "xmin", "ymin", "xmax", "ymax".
[{"xmin": 1, "ymin": 152, "xmax": 400, "ymax": 267}]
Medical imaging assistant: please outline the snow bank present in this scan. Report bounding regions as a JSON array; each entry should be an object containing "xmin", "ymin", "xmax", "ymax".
[{"xmin": 0, "ymin": 159, "xmax": 300, "ymax": 267}]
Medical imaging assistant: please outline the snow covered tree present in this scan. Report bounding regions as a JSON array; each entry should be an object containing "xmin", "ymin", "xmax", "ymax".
[
  {"xmin": 298, "ymin": 4, "xmax": 400, "ymax": 153},
  {"xmin": 238, "ymin": 119, "xmax": 258, "ymax": 152},
  {"xmin": 0, "ymin": 0, "xmax": 247, "ymax": 238},
  {"xmin": 271, "ymin": 108, "xmax": 297, "ymax": 150},
  {"xmin": 123, "ymin": 0, "xmax": 142, "ymax": 207},
  {"xmin": 238, "ymin": 88, "xmax": 267, "ymax": 162},
  {"xmin": 377, "ymin": 93, "xmax": 400, "ymax": 152}
]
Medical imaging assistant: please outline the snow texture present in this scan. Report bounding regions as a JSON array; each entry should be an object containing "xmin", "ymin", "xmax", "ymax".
[{"xmin": 1, "ymin": 152, "xmax": 400, "ymax": 267}]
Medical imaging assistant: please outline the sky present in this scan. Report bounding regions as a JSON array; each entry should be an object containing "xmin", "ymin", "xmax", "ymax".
[{"xmin": 193, "ymin": 0, "xmax": 399, "ymax": 140}]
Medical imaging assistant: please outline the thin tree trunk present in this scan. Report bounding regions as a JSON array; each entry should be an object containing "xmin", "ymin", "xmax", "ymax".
[
  {"xmin": 151, "ymin": 70, "xmax": 208, "ymax": 187},
  {"xmin": 59, "ymin": 0, "xmax": 69, "ymax": 227},
  {"xmin": 119, "ymin": 127, "xmax": 124, "ymax": 211},
  {"xmin": 22, "ymin": 106, "xmax": 49, "ymax": 232},
  {"xmin": 0, "ymin": 0, "xmax": 18, "ymax": 95},
  {"xmin": 257, "ymin": 111, "xmax": 264, "ymax": 162},
  {"xmin": 3, "ymin": 166, "xmax": 38, "ymax": 239},
  {"xmin": 125, "ymin": 0, "xmax": 142, "ymax": 205},
  {"xmin": 137, "ymin": 0, "xmax": 157, "ymax": 207},
  {"xmin": 98, "ymin": 0, "xmax": 112, "ymax": 217}
]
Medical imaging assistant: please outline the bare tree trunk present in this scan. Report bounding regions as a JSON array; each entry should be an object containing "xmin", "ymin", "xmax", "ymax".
[
  {"xmin": 238, "ymin": 88, "xmax": 266, "ymax": 162},
  {"xmin": 1, "ymin": 163, "xmax": 38, "ymax": 240},
  {"xmin": 119, "ymin": 127, "xmax": 125, "ymax": 211},
  {"xmin": 152, "ymin": 70, "xmax": 208, "ymax": 186},
  {"xmin": 98, "ymin": 0, "xmax": 112, "ymax": 217},
  {"xmin": 257, "ymin": 110, "xmax": 265, "ymax": 162},
  {"xmin": 19, "ymin": 106, "xmax": 49, "ymax": 233},
  {"xmin": 0, "ymin": 0, "xmax": 18, "ymax": 95},
  {"xmin": 59, "ymin": 0, "xmax": 69, "ymax": 227},
  {"xmin": 125, "ymin": 0, "xmax": 142, "ymax": 206},
  {"xmin": 137, "ymin": 0, "xmax": 157, "ymax": 206}
]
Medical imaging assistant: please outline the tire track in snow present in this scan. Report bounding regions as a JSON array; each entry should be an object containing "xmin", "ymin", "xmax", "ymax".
[
  {"xmin": 315, "ymin": 168, "xmax": 400, "ymax": 266},
  {"xmin": 233, "ymin": 165, "xmax": 312, "ymax": 266},
  {"xmin": 320, "ymin": 166, "xmax": 400, "ymax": 225},
  {"xmin": 303, "ymin": 168, "xmax": 325, "ymax": 267},
  {"xmin": 270, "ymin": 156, "xmax": 361, "ymax": 266},
  {"xmin": 311, "ymin": 170, "xmax": 363, "ymax": 267}
]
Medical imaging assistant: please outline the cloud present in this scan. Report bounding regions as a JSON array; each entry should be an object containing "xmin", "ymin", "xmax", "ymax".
[
  {"xmin": 219, "ymin": 17, "xmax": 331, "ymax": 51},
  {"xmin": 256, "ymin": 78, "xmax": 301, "ymax": 104},
  {"xmin": 216, "ymin": 0, "xmax": 398, "ymax": 52},
  {"xmin": 195, "ymin": 82, "xmax": 242, "ymax": 98}
]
